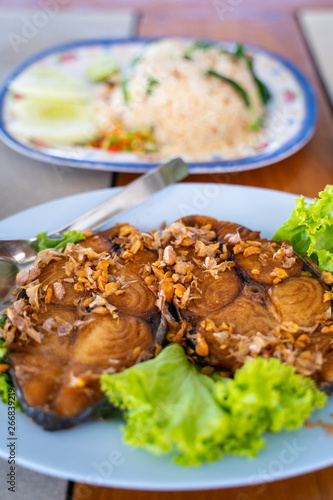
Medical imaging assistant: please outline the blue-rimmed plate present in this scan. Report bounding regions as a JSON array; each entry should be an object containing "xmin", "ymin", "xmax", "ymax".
[
  {"xmin": 0, "ymin": 184, "xmax": 332, "ymax": 490},
  {"xmin": 0, "ymin": 38, "xmax": 317, "ymax": 173}
]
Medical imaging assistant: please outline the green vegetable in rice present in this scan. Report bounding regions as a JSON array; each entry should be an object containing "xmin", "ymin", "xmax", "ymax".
[
  {"xmin": 233, "ymin": 43, "xmax": 271, "ymax": 105},
  {"xmin": 146, "ymin": 78, "xmax": 159, "ymax": 96},
  {"xmin": 205, "ymin": 69, "xmax": 251, "ymax": 108},
  {"xmin": 122, "ymin": 77, "xmax": 130, "ymax": 103}
]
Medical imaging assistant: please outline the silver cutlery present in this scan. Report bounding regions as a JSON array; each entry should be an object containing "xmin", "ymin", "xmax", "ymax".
[{"xmin": 0, "ymin": 158, "xmax": 189, "ymax": 303}]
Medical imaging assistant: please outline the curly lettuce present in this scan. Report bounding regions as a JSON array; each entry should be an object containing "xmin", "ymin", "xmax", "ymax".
[
  {"xmin": 214, "ymin": 357, "xmax": 327, "ymax": 457},
  {"xmin": 101, "ymin": 344, "xmax": 326, "ymax": 466},
  {"xmin": 0, "ymin": 318, "xmax": 21, "ymax": 411},
  {"xmin": 37, "ymin": 229, "xmax": 85, "ymax": 251},
  {"xmin": 273, "ymin": 185, "xmax": 333, "ymax": 272}
]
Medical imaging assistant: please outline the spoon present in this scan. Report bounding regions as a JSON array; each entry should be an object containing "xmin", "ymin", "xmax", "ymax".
[{"xmin": 0, "ymin": 158, "xmax": 189, "ymax": 303}]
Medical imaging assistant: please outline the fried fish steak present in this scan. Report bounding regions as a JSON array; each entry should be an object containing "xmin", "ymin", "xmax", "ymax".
[
  {"xmin": 160, "ymin": 215, "xmax": 333, "ymax": 391},
  {"xmin": 2, "ymin": 225, "xmax": 166, "ymax": 430},
  {"xmin": 2, "ymin": 216, "xmax": 333, "ymax": 432}
]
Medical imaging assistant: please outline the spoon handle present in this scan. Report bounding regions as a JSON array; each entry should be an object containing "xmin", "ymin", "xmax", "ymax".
[
  {"xmin": 0, "ymin": 158, "xmax": 188, "ymax": 265},
  {"xmin": 51, "ymin": 158, "xmax": 188, "ymax": 235}
]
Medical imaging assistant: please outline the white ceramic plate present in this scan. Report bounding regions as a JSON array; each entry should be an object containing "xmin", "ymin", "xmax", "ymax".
[
  {"xmin": 0, "ymin": 184, "xmax": 332, "ymax": 490},
  {"xmin": 0, "ymin": 39, "xmax": 317, "ymax": 174}
]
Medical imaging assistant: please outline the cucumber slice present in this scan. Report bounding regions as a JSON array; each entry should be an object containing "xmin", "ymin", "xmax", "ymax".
[
  {"xmin": 12, "ymin": 97, "xmax": 93, "ymax": 121},
  {"xmin": 10, "ymin": 68, "xmax": 89, "ymax": 102},
  {"xmin": 8, "ymin": 119, "xmax": 100, "ymax": 145},
  {"xmin": 9, "ymin": 98, "xmax": 99, "ymax": 144},
  {"xmin": 87, "ymin": 55, "xmax": 118, "ymax": 82}
]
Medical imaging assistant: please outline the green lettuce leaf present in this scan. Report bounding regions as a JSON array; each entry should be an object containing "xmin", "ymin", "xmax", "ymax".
[
  {"xmin": 0, "ymin": 314, "xmax": 7, "ymax": 329},
  {"xmin": 214, "ymin": 357, "xmax": 327, "ymax": 456},
  {"xmin": 0, "ymin": 377, "xmax": 21, "ymax": 410},
  {"xmin": 37, "ymin": 230, "xmax": 85, "ymax": 251},
  {"xmin": 101, "ymin": 344, "xmax": 326, "ymax": 466},
  {"xmin": 0, "ymin": 334, "xmax": 21, "ymax": 411},
  {"xmin": 101, "ymin": 344, "xmax": 229, "ymax": 465},
  {"xmin": 273, "ymin": 185, "xmax": 333, "ymax": 271}
]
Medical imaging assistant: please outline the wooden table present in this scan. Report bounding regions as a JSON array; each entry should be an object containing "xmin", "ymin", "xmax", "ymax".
[{"xmin": 1, "ymin": 0, "xmax": 333, "ymax": 499}]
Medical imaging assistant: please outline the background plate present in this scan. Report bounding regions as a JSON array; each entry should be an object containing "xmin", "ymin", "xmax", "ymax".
[
  {"xmin": 0, "ymin": 38, "xmax": 317, "ymax": 173},
  {"xmin": 0, "ymin": 184, "xmax": 331, "ymax": 490}
]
